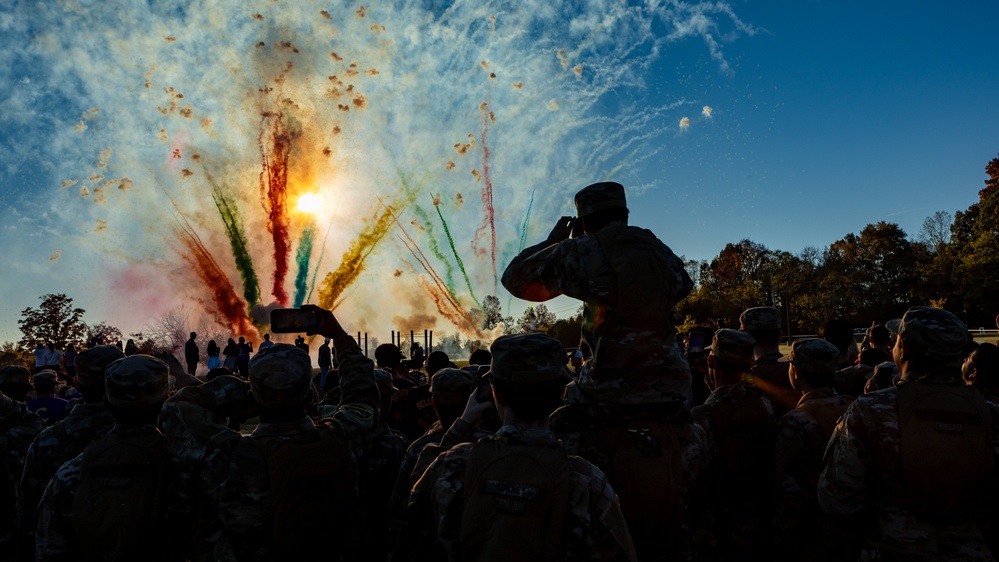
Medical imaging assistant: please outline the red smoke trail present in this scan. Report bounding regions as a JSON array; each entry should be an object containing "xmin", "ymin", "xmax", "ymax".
[
  {"xmin": 178, "ymin": 228, "xmax": 259, "ymax": 339},
  {"xmin": 258, "ymin": 114, "xmax": 292, "ymax": 305},
  {"xmin": 473, "ymin": 106, "xmax": 498, "ymax": 295}
]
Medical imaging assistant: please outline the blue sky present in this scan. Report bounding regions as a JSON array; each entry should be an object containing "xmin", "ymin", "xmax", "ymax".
[{"xmin": 1, "ymin": 0, "xmax": 997, "ymax": 343}]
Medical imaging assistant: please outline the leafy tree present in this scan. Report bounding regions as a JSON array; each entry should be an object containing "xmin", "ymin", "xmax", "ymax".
[
  {"xmin": 548, "ymin": 308, "xmax": 584, "ymax": 348},
  {"xmin": 18, "ymin": 294, "xmax": 88, "ymax": 352},
  {"xmin": 516, "ymin": 304, "xmax": 557, "ymax": 333},
  {"xmin": 480, "ymin": 295, "xmax": 504, "ymax": 331},
  {"xmin": 87, "ymin": 321, "xmax": 123, "ymax": 347}
]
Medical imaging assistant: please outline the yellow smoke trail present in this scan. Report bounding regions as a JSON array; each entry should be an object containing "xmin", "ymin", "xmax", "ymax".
[{"xmin": 317, "ymin": 202, "xmax": 398, "ymax": 309}]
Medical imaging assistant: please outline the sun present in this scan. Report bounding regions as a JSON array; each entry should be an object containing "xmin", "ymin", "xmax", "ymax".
[{"xmin": 296, "ymin": 192, "xmax": 322, "ymax": 216}]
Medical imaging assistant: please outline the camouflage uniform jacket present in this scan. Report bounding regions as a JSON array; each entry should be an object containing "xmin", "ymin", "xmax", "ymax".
[
  {"xmin": 773, "ymin": 387, "xmax": 853, "ymax": 560},
  {"xmin": 746, "ymin": 351, "xmax": 801, "ymax": 419},
  {"xmin": 690, "ymin": 382, "xmax": 778, "ymax": 559},
  {"xmin": 406, "ymin": 425, "xmax": 638, "ymax": 562},
  {"xmin": 817, "ymin": 374, "xmax": 999, "ymax": 561},
  {"xmin": 34, "ymin": 424, "xmax": 192, "ymax": 562},
  {"xmin": 389, "ymin": 420, "xmax": 494, "ymax": 546},
  {"xmin": 1, "ymin": 394, "xmax": 45, "ymax": 562},
  {"xmin": 502, "ymin": 221, "xmax": 694, "ymax": 404},
  {"xmin": 551, "ymin": 401, "xmax": 714, "ymax": 562},
  {"xmin": 17, "ymin": 402, "xmax": 115, "ymax": 543},
  {"xmin": 163, "ymin": 336, "xmax": 380, "ymax": 562}
]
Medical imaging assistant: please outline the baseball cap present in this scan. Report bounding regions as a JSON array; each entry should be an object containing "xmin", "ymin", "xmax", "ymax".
[
  {"xmin": 105, "ymin": 355, "xmax": 170, "ymax": 408},
  {"xmin": 490, "ymin": 334, "xmax": 565, "ymax": 382}
]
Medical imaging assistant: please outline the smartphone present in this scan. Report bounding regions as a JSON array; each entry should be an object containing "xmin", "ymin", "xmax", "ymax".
[
  {"xmin": 475, "ymin": 373, "xmax": 494, "ymax": 403},
  {"xmin": 271, "ymin": 308, "xmax": 321, "ymax": 334},
  {"xmin": 687, "ymin": 333, "xmax": 706, "ymax": 355}
]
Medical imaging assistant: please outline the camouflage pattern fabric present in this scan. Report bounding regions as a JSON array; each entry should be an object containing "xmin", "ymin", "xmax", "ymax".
[
  {"xmin": 690, "ymin": 382, "xmax": 777, "ymax": 561},
  {"xmin": 389, "ymin": 419, "xmax": 493, "ymax": 549},
  {"xmin": 744, "ymin": 351, "xmax": 800, "ymax": 419},
  {"xmin": 104, "ymin": 355, "xmax": 170, "ymax": 409},
  {"xmin": 34, "ymin": 424, "xmax": 193, "ymax": 562},
  {"xmin": 711, "ymin": 329, "xmax": 755, "ymax": 365},
  {"xmin": 347, "ymin": 420, "xmax": 408, "ymax": 561},
  {"xmin": 1, "ymin": 394, "xmax": 45, "ymax": 562},
  {"xmin": 773, "ymin": 387, "xmax": 853, "ymax": 561},
  {"xmin": 551, "ymin": 401, "xmax": 713, "ymax": 562},
  {"xmin": 818, "ymin": 375, "xmax": 999, "ymax": 561},
  {"xmin": 405, "ymin": 425, "xmax": 638, "ymax": 562},
  {"xmin": 160, "ymin": 334, "xmax": 380, "ymax": 562},
  {"xmin": 17, "ymin": 402, "xmax": 115, "ymax": 554},
  {"xmin": 502, "ymin": 221, "xmax": 693, "ymax": 404}
]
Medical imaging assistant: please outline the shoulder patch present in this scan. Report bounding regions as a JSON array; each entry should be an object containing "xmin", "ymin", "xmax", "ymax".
[{"xmin": 339, "ymin": 403, "xmax": 375, "ymax": 423}]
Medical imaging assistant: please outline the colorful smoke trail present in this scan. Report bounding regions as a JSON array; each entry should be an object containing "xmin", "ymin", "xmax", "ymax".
[
  {"xmin": 209, "ymin": 177, "xmax": 261, "ymax": 310},
  {"xmin": 436, "ymin": 202, "xmax": 480, "ymax": 309},
  {"xmin": 13, "ymin": 1, "xmax": 755, "ymax": 338},
  {"xmin": 259, "ymin": 113, "xmax": 293, "ymax": 306},
  {"xmin": 293, "ymin": 221, "xmax": 316, "ymax": 307}
]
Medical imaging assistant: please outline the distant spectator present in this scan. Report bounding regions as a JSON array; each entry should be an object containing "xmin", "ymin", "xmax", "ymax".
[
  {"xmin": 124, "ymin": 339, "xmax": 140, "ymax": 356},
  {"xmin": 34, "ymin": 344, "xmax": 45, "ymax": 374},
  {"xmin": 26, "ymin": 370, "xmax": 69, "ymax": 426},
  {"xmin": 319, "ymin": 338, "xmax": 333, "ymax": 392},
  {"xmin": 258, "ymin": 333, "xmax": 275, "ymax": 351},
  {"xmin": 185, "ymin": 332, "xmax": 199, "ymax": 374},
  {"xmin": 223, "ymin": 338, "xmax": 238, "ymax": 371},
  {"xmin": 42, "ymin": 343, "xmax": 63, "ymax": 373},
  {"xmin": 425, "ymin": 350, "xmax": 454, "ymax": 378},
  {"xmin": 205, "ymin": 340, "xmax": 220, "ymax": 370},
  {"xmin": 62, "ymin": 344, "xmax": 78, "ymax": 385},
  {"xmin": 236, "ymin": 336, "xmax": 253, "ymax": 376}
]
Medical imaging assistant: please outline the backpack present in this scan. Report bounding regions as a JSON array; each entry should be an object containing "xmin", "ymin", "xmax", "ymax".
[
  {"xmin": 242, "ymin": 425, "xmax": 354, "ymax": 557},
  {"xmin": 460, "ymin": 439, "xmax": 570, "ymax": 562},
  {"xmin": 897, "ymin": 380, "xmax": 994, "ymax": 522},
  {"xmin": 708, "ymin": 390, "xmax": 776, "ymax": 500},
  {"xmin": 588, "ymin": 418, "xmax": 684, "ymax": 550},
  {"xmin": 71, "ymin": 430, "xmax": 172, "ymax": 562}
]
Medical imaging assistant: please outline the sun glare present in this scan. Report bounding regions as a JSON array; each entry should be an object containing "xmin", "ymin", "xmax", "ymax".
[{"xmin": 297, "ymin": 193, "xmax": 322, "ymax": 216}]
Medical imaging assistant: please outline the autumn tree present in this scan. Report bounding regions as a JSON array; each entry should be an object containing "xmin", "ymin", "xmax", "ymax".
[
  {"xmin": 86, "ymin": 321, "xmax": 123, "ymax": 347},
  {"xmin": 18, "ymin": 294, "xmax": 88, "ymax": 352}
]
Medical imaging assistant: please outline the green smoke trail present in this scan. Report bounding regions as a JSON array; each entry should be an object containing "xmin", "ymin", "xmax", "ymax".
[
  {"xmin": 412, "ymin": 201, "xmax": 455, "ymax": 291},
  {"xmin": 210, "ymin": 181, "xmax": 260, "ymax": 309},
  {"xmin": 305, "ymin": 215, "xmax": 334, "ymax": 305},
  {"xmin": 293, "ymin": 222, "xmax": 316, "ymax": 307},
  {"xmin": 436, "ymin": 202, "xmax": 480, "ymax": 308},
  {"xmin": 519, "ymin": 190, "xmax": 535, "ymax": 253}
]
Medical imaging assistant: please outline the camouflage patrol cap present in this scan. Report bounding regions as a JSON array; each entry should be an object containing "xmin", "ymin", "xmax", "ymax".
[
  {"xmin": 574, "ymin": 181, "xmax": 627, "ymax": 217},
  {"xmin": 787, "ymin": 338, "xmax": 840, "ymax": 375},
  {"xmin": 897, "ymin": 306, "xmax": 968, "ymax": 361},
  {"xmin": 430, "ymin": 368, "xmax": 474, "ymax": 407},
  {"xmin": 248, "ymin": 343, "xmax": 313, "ymax": 409},
  {"xmin": 75, "ymin": 345, "xmax": 125, "ymax": 387},
  {"xmin": 0, "ymin": 365, "xmax": 31, "ymax": 386},
  {"xmin": 105, "ymin": 355, "xmax": 170, "ymax": 409},
  {"xmin": 739, "ymin": 307, "xmax": 781, "ymax": 331},
  {"xmin": 710, "ymin": 329, "xmax": 756, "ymax": 366},
  {"xmin": 373, "ymin": 369, "xmax": 398, "ymax": 400},
  {"xmin": 490, "ymin": 334, "xmax": 565, "ymax": 382},
  {"xmin": 32, "ymin": 370, "xmax": 59, "ymax": 386}
]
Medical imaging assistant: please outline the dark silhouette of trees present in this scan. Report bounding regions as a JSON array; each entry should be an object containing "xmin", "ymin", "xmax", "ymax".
[{"xmin": 18, "ymin": 294, "xmax": 88, "ymax": 352}]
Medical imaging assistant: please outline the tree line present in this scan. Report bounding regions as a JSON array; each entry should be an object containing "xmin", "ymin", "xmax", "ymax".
[{"xmin": 677, "ymin": 153, "xmax": 999, "ymax": 334}]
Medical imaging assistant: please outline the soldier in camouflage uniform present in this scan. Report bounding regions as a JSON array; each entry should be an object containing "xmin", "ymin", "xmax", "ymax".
[
  {"xmin": 0, "ymin": 366, "xmax": 45, "ymax": 562},
  {"xmin": 503, "ymin": 182, "xmax": 705, "ymax": 560},
  {"xmin": 772, "ymin": 338, "xmax": 853, "ymax": 562},
  {"xmin": 389, "ymin": 367, "xmax": 491, "ymax": 546},
  {"xmin": 35, "ymin": 354, "xmax": 194, "ymax": 562},
  {"xmin": 740, "ymin": 307, "xmax": 800, "ymax": 418},
  {"xmin": 16, "ymin": 345, "xmax": 123, "ymax": 561},
  {"xmin": 501, "ymin": 181, "xmax": 693, "ymax": 405},
  {"xmin": 161, "ymin": 305, "xmax": 380, "ymax": 561},
  {"xmin": 818, "ymin": 307, "xmax": 999, "ymax": 561},
  {"xmin": 690, "ymin": 329, "xmax": 777, "ymax": 562},
  {"xmin": 403, "ymin": 334, "xmax": 637, "ymax": 562}
]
